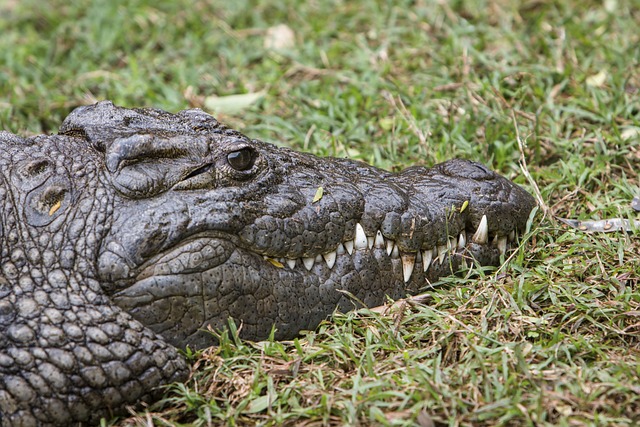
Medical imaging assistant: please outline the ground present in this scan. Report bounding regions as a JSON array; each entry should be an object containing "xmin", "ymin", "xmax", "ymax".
[{"xmin": 1, "ymin": 0, "xmax": 639, "ymax": 425}]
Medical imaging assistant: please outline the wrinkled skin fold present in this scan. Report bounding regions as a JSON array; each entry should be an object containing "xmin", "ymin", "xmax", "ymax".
[{"xmin": 0, "ymin": 101, "xmax": 536, "ymax": 425}]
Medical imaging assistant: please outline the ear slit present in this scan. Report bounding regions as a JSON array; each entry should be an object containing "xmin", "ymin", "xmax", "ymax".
[
  {"xmin": 23, "ymin": 159, "xmax": 51, "ymax": 177},
  {"xmin": 181, "ymin": 163, "xmax": 215, "ymax": 181}
]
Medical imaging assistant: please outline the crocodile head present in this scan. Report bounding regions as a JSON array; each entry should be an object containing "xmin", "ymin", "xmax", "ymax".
[
  {"xmin": 52, "ymin": 101, "xmax": 536, "ymax": 349},
  {"xmin": 1, "ymin": 101, "xmax": 535, "ymax": 424}
]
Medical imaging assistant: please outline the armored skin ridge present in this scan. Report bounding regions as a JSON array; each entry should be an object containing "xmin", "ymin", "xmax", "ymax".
[{"xmin": 0, "ymin": 101, "xmax": 536, "ymax": 425}]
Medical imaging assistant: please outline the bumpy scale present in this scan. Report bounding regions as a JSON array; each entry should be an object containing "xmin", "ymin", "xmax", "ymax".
[{"xmin": 0, "ymin": 101, "xmax": 536, "ymax": 425}]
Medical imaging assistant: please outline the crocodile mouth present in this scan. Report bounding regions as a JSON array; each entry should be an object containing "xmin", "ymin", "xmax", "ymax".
[
  {"xmin": 135, "ymin": 215, "xmax": 516, "ymax": 283},
  {"xmin": 133, "ymin": 213, "xmax": 515, "ymax": 286},
  {"xmin": 112, "ymin": 211, "xmax": 517, "ymax": 348},
  {"xmin": 257, "ymin": 214, "xmax": 515, "ymax": 283}
]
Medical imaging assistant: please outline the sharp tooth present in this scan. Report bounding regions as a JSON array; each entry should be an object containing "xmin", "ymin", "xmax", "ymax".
[
  {"xmin": 367, "ymin": 236, "xmax": 374, "ymax": 249},
  {"xmin": 509, "ymin": 230, "xmax": 515, "ymax": 241},
  {"xmin": 386, "ymin": 239, "xmax": 395, "ymax": 256},
  {"xmin": 458, "ymin": 232, "xmax": 466, "ymax": 249},
  {"xmin": 492, "ymin": 234, "xmax": 499, "ymax": 245},
  {"xmin": 354, "ymin": 223, "xmax": 368, "ymax": 250},
  {"xmin": 422, "ymin": 249, "xmax": 433, "ymax": 271},
  {"xmin": 449, "ymin": 237, "xmax": 456, "ymax": 251},
  {"xmin": 286, "ymin": 259, "xmax": 296, "ymax": 269},
  {"xmin": 302, "ymin": 257, "xmax": 315, "ymax": 270},
  {"xmin": 497, "ymin": 236, "xmax": 508, "ymax": 255},
  {"xmin": 401, "ymin": 253, "xmax": 416, "ymax": 283},
  {"xmin": 337, "ymin": 242, "xmax": 346, "ymax": 255},
  {"xmin": 344, "ymin": 240, "xmax": 354, "ymax": 255},
  {"xmin": 437, "ymin": 244, "xmax": 447, "ymax": 264},
  {"xmin": 374, "ymin": 230, "xmax": 385, "ymax": 248},
  {"xmin": 472, "ymin": 215, "xmax": 489, "ymax": 244},
  {"xmin": 416, "ymin": 250, "xmax": 422, "ymax": 262},
  {"xmin": 315, "ymin": 254, "xmax": 323, "ymax": 263},
  {"xmin": 391, "ymin": 244, "xmax": 400, "ymax": 259},
  {"xmin": 323, "ymin": 251, "xmax": 337, "ymax": 269}
]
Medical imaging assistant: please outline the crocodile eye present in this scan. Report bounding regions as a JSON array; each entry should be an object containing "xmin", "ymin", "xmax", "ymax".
[{"xmin": 227, "ymin": 148, "xmax": 254, "ymax": 171}]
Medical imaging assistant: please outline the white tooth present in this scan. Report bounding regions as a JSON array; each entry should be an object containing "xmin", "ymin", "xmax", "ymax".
[
  {"xmin": 344, "ymin": 240, "xmax": 354, "ymax": 255},
  {"xmin": 458, "ymin": 232, "xmax": 466, "ymax": 249},
  {"xmin": 286, "ymin": 259, "xmax": 296, "ymax": 269},
  {"xmin": 391, "ymin": 244, "xmax": 400, "ymax": 259},
  {"xmin": 449, "ymin": 237, "xmax": 456, "ymax": 250},
  {"xmin": 354, "ymin": 223, "xmax": 368, "ymax": 250},
  {"xmin": 374, "ymin": 230, "xmax": 385, "ymax": 248},
  {"xmin": 437, "ymin": 244, "xmax": 447, "ymax": 264},
  {"xmin": 367, "ymin": 236, "xmax": 374, "ymax": 249},
  {"xmin": 422, "ymin": 249, "xmax": 433, "ymax": 271},
  {"xmin": 492, "ymin": 234, "xmax": 499, "ymax": 245},
  {"xmin": 315, "ymin": 254, "xmax": 323, "ymax": 263},
  {"xmin": 386, "ymin": 239, "xmax": 395, "ymax": 256},
  {"xmin": 337, "ymin": 243, "xmax": 346, "ymax": 255},
  {"xmin": 323, "ymin": 251, "xmax": 337, "ymax": 269},
  {"xmin": 416, "ymin": 250, "xmax": 422, "ymax": 262},
  {"xmin": 497, "ymin": 236, "xmax": 508, "ymax": 255},
  {"xmin": 401, "ymin": 253, "xmax": 416, "ymax": 283},
  {"xmin": 472, "ymin": 215, "xmax": 489, "ymax": 244},
  {"xmin": 302, "ymin": 257, "xmax": 315, "ymax": 271},
  {"xmin": 509, "ymin": 230, "xmax": 515, "ymax": 241}
]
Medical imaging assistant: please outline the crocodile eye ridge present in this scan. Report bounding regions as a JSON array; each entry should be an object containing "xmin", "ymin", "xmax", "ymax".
[{"xmin": 227, "ymin": 147, "xmax": 255, "ymax": 171}]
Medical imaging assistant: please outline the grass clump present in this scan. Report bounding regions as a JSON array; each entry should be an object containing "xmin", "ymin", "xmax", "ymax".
[{"xmin": 1, "ymin": 0, "xmax": 639, "ymax": 425}]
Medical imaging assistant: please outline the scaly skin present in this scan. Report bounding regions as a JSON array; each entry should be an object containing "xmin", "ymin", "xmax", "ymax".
[{"xmin": 0, "ymin": 101, "xmax": 536, "ymax": 425}]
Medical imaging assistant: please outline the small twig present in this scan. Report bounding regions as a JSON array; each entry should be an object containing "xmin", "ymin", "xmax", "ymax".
[
  {"xmin": 511, "ymin": 110, "xmax": 548, "ymax": 219},
  {"xmin": 595, "ymin": 251, "xmax": 608, "ymax": 279},
  {"xmin": 368, "ymin": 292, "xmax": 433, "ymax": 315},
  {"xmin": 557, "ymin": 217, "xmax": 640, "ymax": 233},
  {"xmin": 382, "ymin": 91, "xmax": 433, "ymax": 161}
]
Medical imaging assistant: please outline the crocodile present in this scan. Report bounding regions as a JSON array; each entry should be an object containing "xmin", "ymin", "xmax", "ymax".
[{"xmin": 0, "ymin": 101, "xmax": 536, "ymax": 425}]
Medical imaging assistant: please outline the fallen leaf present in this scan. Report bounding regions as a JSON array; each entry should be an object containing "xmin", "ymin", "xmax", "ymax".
[
  {"xmin": 264, "ymin": 24, "xmax": 295, "ymax": 50},
  {"xmin": 417, "ymin": 410, "xmax": 436, "ymax": 427},
  {"xmin": 555, "ymin": 404, "xmax": 573, "ymax": 416},
  {"xmin": 621, "ymin": 127, "xmax": 640, "ymax": 141},
  {"xmin": 379, "ymin": 117, "xmax": 394, "ymax": 131},
  {"xmin": 204, "ymin": 91, "xmax": 265, "ymax": 114},
  {"xmin": 604, "ymin": 0, "xmax": 618, "ymax": 12},
  {"xmin": 586, "ymin": 70, "xmax": 607, "ymax": 87},
  {"xmin": 312, "ymin": 186, "xmax": 324, "ymax": 203}
]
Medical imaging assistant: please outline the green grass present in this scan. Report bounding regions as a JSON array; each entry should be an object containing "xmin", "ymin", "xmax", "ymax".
[{"xmin": 2, "ymin": 0, "xmax": 639, "ymax": 425}]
